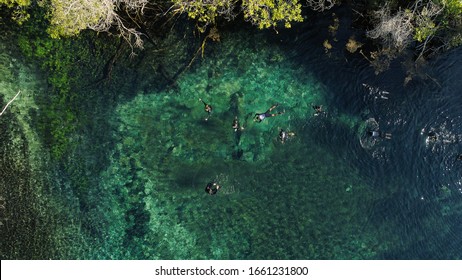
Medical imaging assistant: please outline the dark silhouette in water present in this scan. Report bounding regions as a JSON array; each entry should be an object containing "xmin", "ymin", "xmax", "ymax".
[
  {"xmin": 232, "ymin": 149, "xmax": 244, "ymax": 160},
  {"xmin": 232, "ymin": 116, "xmax": 240, "ymax": 132},
  {"xmin": 230, "ymin": 92, "xmax": 244, "ymax": 159},
  {"xmin": 278, "ymin": 129, "xmax": 295, "ymax": 144},
  {"xmin": 427, "ymin": 131, "xmax": 438, "ymax": 142},
  {"xmin": 199, "ymin": 98, "xmax": 213, "ymax": 121},
  {"xmin": 312, "ymin": 104, "xmax": 323, "ymax": 116},
  {"xmin": 205, "ymin": 182, "xmax": 220, "ymax": 195}
]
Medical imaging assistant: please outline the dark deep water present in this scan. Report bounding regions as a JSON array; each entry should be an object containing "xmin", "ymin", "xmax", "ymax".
[
  {"xmin": 277, "ymin": 12, "xmax": 462, "ymax": 259},
  {"xmin": 1, "ymin": 9, "xmax": 462, "ymax": 259},
  {"xmin": 274, "ymin": 14, "xmax": 462, "ymax": 259}
]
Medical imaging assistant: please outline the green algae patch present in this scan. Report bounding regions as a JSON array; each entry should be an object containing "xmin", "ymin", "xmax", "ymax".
[{"xmin": 0, "ymin": 35, "xmax": 95, "ymax": 259}]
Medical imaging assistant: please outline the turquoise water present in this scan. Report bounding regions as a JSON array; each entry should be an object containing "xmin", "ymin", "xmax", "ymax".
[{"xmin": 1, "ymin": 12, "xmax": 462, "ymax": 259}]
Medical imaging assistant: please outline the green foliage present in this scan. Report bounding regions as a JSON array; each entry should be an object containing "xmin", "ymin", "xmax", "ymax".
[
  {"xmin": 414, "ymin": 20, "xmax": 436, "ymax": 42},
  {"xmin": 242, "ymin": 0, "xmax": 303, "ymax": 29},
  {"xmin": 45, "ymin": 95, "xmax": 77, "ymax": 159},
  {"xmin": 46, "ymin": 0, "xmax": 112, "ymax": 39},
  {"xmin": 171, "ymin": 0, "xmax": 303, "ymax": 31},
  {"xmin": 171, "ymin": 0, "xmax": 238, "ymax": 32},
  {"xmin": 15, "ymin": 6, "xmax": 91, "ymax": 159},
  {"xmin": 439, "ymin": 0, "xmax": 462, "ymax": 16},
  {"xmin": 366, "ymin": 1, "xmax": 462, "ymax": 52},
  {"xmin": 0, "ymin": 0, "xmax": 31, "ymax": 25},
  {"xmin": 18, "ymin": 33, "xmax": 77, "ymax": 93},
  {"xmin": 432, "ymin": 0, "xmax": 462, "ymax": 49},
  {"xmin": 10, "ymin": 7, "xmax": 30, "ymax": 24},
  {"xmin": 447, "ymin": 32, "xmax": 462, "ymax": 48},
  {"xmin": 0, "ymin": 0, "xmax": 30, "ymax": 7},
  {"xmin": 414, "ymin": 9, "xmax": 438, "ymax": 43}
]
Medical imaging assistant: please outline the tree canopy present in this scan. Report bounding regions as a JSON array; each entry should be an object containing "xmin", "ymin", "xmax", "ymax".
[
  {"xmin": 2, "ymin": 0, "xmax": 462, "ymax": 61},
  {"xmin": 0, "ymin": 0, "xmax": 30, "ymax": 7}
]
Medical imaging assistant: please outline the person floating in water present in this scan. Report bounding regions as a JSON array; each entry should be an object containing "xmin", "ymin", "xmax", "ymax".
[
  {"xmin": 367, "ymin": 130, "xmax": 392, "ymax": 140},
  {"xmin": 199, "ymin": 98, "xmax": 213, "ymax": 121},
  {"xmin": 205, "ymin": 181, "xmax": 220, "ymax": 195},
  {"xmin": 427, "ymin": 131, "xmax": 438, "ymax": 142},
  {"xmin": 279, "ymin": 129, "xmax": 295, "ymax": 144},
  {"xmin": 312, "ymin": 105, "xmax": 323, "ymax": 116},
  {"xmin": 254, "ymin": 103, "xmax": 284, "ymax": 123},
  {"xmin": 456, "ymin": 154, "xmax": 462, "ymax": 161},
  {"xmin": 232, "ymin": 116, "xmax": 240, "ymax": 132}
]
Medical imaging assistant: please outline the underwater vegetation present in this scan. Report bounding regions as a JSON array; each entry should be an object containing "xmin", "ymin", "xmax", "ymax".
[{"xmin": 2, "ymin": 1, "xmax": 462, "ymax": 260}]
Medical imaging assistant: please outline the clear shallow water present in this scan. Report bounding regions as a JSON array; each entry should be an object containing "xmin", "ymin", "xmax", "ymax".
[
  {"xmin": 91, "ymin": 30, "xmax": 382, "ymax": 259},
  {"xmin": 1, "ymin": 12, "xmax": 462, "ymax": 259}
]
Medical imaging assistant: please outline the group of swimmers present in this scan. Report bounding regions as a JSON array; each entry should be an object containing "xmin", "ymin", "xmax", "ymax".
[
  {"xmin": 365, "ymin": 121, "xmax": 462, "ymax": 163},
  {"xmin": 254, "ymin": 103, "xmax": 299, "ymax": 143},
  {"xmin": 199, "ymin": 98, "xmax": 406, "ymax": 194},
  {"xmin": 425, "ymin": 130, "xmax": 462, "ymax": 161},
  {"xmin": 200, "ymin": 99, "xmax": 324, "ymax": 195}
]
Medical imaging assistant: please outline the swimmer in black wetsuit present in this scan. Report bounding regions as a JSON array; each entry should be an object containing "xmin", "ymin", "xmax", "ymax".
[
  {"xmin": 254, "ymin": 103, "xmax": 284, "ymax": 123},
  {"xmin": 199, "ymin": 98, "xmax": 213, "ymax": 121},
  {"xmin": 312, "ymin": 105, "xmax": 323, "ymax": 116},
  {"xmin": 427, "ymin": 131, "xmax": 438, "ymax": 142},
  {"xmin": 232, "ymin": 116, "xmax": 240, "ymax": 132},
  {"xmin": 279, "ymin": 129, "xmax": 295, "ymax": 144},
  {"xmin": 205, "ymin": 182, "xmax": 220, "ymax": 195}
]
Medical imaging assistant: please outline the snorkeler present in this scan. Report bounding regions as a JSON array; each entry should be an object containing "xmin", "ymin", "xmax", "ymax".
[
  {"xmin": 367, "ymin": 130, "xmax": 392, "ymax": 140},
  {"xmin": 279, "ymin": 129, "xmax": 295, "ymax": 144},
  {"xmin": 205, "ymin": 181, "xmax": 220, "ymax": 195},
  {"xmin": 312, "ymin": 105, "xmax": 323, "ymax": 116},
  {"xmin": 427, "ymin": 131, "xmax": 438, "ymax": 142},
  {"xmin": 199, "ymin": 98, "xmax": 213, "ymax": 121},
  {"xmin": 232, "ymin": 116, "xmax": 240, "ymax": 132},
  {"xmin": 254, "ymin": 103, "xmax": 284, "ymax": 123}
]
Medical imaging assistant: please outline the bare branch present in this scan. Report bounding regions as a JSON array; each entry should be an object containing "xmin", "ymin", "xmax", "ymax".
[
  {"xmin": 0, "ymin": 90, "xmax": 21, "ymax": 117},
  {"xmin": 305, "ymin": 0, "xmax": 337, "ymax": 12},
  {"xmin": 366, "ymin": 4, "xmax": 414, "ymax": 51},
  {"xmin": 49, "ymin": 0, "xmax": 150, "ymax": 53}
]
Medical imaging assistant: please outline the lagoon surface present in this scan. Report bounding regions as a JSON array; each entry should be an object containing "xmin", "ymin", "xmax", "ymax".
[{"xmin": 1, "ymin": 10, "xmax": 462, "ymax": 259}]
